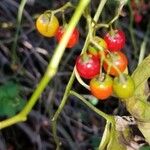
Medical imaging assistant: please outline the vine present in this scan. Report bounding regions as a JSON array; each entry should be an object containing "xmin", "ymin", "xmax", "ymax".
[{"xmin": 0, "ymin": 0, "xmax": 150, "ymax": 150}]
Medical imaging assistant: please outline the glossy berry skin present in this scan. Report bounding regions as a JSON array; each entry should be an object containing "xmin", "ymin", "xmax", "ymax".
[
  {"xmin": 36, "ymin": 14, "xmax": 59, "ymax": 37},
  {"xmin": 75, "ymin": 54, "xmax": 100, "ymax": 79},
  {"xmin": 113, "ymin": 74, "xmax": 135, "ymax": 99},
  {"xmin": 104, "ymin": 30, "xmax": 125, "ymax": 52},
  {"xmin": 55, "ymin": 26, "xmax": 79, "ymax": 48},
  {"xmin": 103, "ymin": 51, "xmax": 128, "ymax": 76},
  {"xmin": 88, "ymin": 37, "xmax": 107, "ymax": 58},
  {"xmin": 90, "ymin": 74, "xmax": 113, "ymax": 100}
]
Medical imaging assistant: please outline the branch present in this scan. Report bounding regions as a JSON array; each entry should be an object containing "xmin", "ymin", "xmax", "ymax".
[{"xmin": 0, "ymin": 0, "xmax": 89, "ymax": 129}]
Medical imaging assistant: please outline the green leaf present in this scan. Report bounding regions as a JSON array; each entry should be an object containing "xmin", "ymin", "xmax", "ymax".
[
  {"xmin": 138, "ymin": 122, "xmax": 150, "ymax": 146},
  {"xmin": 0, "ymin": 81, "xmax": 19, "ymax": 99},
  {"xmin": 99, "ymin": 120, "xmax": 131, "ymax": 150},
  {"xmin": 132, "ymin": 55, "xmax": 150, "ymax": 101},
  {"xmin": 106, "ymin": 124, "xmax": 127, "ymax": 150},
  {"xmin": 124, "ymin": 55, "xmax": 150, "ymax": 144},
  {"xmin": 140, "ymin": 146, "xmax": 150, "ymax": 150},
  {"xmin": 0, "ymin": 81, "xmax": 26, "ymax": 117},
  {"xmin": 125, "ymin": 55, "xmax": 150, "ymax": 121},
  {"xmin": 0, "ymin": 97, "xmax": 19, "ymax": 117}
]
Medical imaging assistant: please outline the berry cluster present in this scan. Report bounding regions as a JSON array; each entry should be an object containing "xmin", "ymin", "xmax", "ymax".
[
  {"xmin": 35, "ymin": 12, "xmax": 135, "ymax": 101},
  {"xmin": 75, "ymin": 29, "xmax": 135, "ymax": 100},
  {"xmin": 36, "ymin": 13, "xmax": 79, "ymax": 48}
]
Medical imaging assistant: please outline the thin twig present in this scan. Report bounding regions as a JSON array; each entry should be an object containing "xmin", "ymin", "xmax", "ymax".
[{"xmin": 138, "ymin": 22, "xmax": 150, "ymax": 65}]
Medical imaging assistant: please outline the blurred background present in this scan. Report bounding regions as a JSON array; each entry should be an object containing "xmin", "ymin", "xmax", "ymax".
[{"xmin": 0, "ymin": 0, "xmax": 150, "ymax": 149}]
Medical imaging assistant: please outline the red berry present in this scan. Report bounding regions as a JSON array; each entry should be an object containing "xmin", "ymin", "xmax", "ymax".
[
  {"xmin": 75, "ymin": 54, "xmax": 100, "ymax": 79},
  {"xmin": 103, "ymin": 51, "xmax": 128, "ymax": 76},
  {"xmin": 90, "ymin": 74, "xmax": 113, "ymax": 100},
  {"xmin": 104, "ymin": 29, "xmax": 126, "ymax": 52},
  {"xmin": 55, "ymin": 26, "xmax": 79, "ymax": 48}
]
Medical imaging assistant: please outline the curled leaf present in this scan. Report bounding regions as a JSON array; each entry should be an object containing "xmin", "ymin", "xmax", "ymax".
[
  {"xmin": 99, "ymin": 117, "xmax": 133, "ymax": 150},
  {"xmin": 124, "ymin": 55, "xmax": 150, "ymax": 144},
  {"xmin": 125, "ymin": 55, "xmax": 150, "ymax": 121}
]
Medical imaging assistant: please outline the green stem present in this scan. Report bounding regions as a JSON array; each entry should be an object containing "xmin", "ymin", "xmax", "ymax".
[
  {"xmin": 50, "ymin": 0, "xmax": 90, "ymax": 69},
  {"xmin": 88, "ymin": 0, "xmax": 107, "ymax": 37},
  {"xmin": 93, "ymin": 0, "xmax": 107, "ymax": 25},
  {"xmin": 0, "ymin": 114, "xmax": 26, "ymax": 129},
  {"xmin": 11, "ymin": 0, "xmax": 28, "ymax": 64},
  {"xmin": 23, "ymin": 0, "xmax": 89, "ymax": 118},
  {"xmin": 95, "ymin": 23, "xmax": 109, "ymax": 30},
  {"xmin": 138, "ymin": 22, "xmax": 150, "ymax": 65},
  {"xmin": 74, "ymin": 67, "xmax": 90, "ymax": 90},
  {"xmin": 98, "ymin": 121, "xmax": 111, "ymax": 149},
  {"xmin": 108, "ymin": 0, "xmax": 127, "ymax": 26},
  {"xmin": 81, "ymin": 16, "xmax": 92, "ymax": 54},
  {"xmin": 70, "ymin": 90, "xmax": 114, "ymax": 123},
  {"xmin": 23, "ymin": 0, "xmax": 89, "ymax": 114},
  {"xmin": 52, "ymin": 72, "xmax": 75, "ymax": 149},
  {"xmin": 0, "ymin": 0, "xmax": 89, "ymax": 130},
  {"xmin": 45, "ymin": 2, "xmax": 74, "ymax": 14},
  {"xmin": 83, "ymin": 0, "xmax": 108, "ymax": 53},
  {"xmin": 51, "ymin": 0, "xmax": 108, "ymax": 148},
  {"xmin": 95, "ymin": 0, "xmax": 127, "ymax": 31}
]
